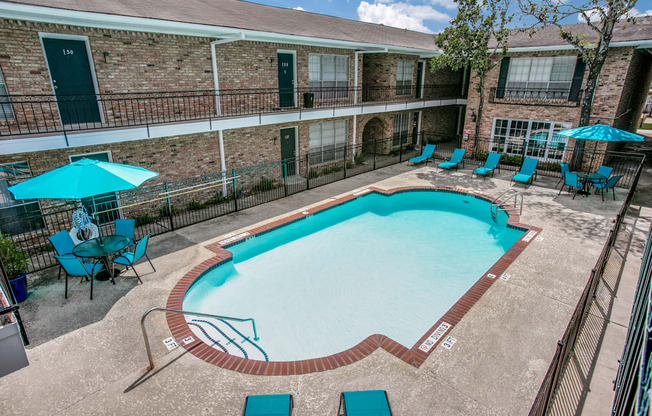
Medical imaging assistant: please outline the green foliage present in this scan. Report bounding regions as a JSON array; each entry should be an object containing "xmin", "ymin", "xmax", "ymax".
[
  {"xmin": 322, "ymin": 164, "xmax": 343, "ymax": 175},
  {"xmin": 0, "ymin": 234, "xmax": 29, "ymax": 278},
  {"xmin": 158, "ymin": 205, "xmax": 177, "ymax": 217},
  {"xmin": 405, "ymin": 144, "xmax": 416, "ymax": 152},
  {"xmin": 346, "ymin": 161, "xmax": 355, "ymax": 169},
  {"xmin": 251, "ymin": 176, "xmax": 275, "ymax": 192},
  {"xmin": 354, "ymin": 152, "xmax": 365, "ymax": 165},
  {"xmin": 308, "ymin": 168, "xmax": 320, "ymax": 179},
  {"xmin": 187, "ymin": 201, "xmax": 204, "ymax": 211},
  {"xmin": 205, "ymin": 194, "xmax": 230, "ymax": 205},
  {"xmin": 389, "ymin": 149, "xmax": 401, "ymax": 157},
  {"xmin": 135, "ymin": 214, "xmax": 155, "ymax": 227}
]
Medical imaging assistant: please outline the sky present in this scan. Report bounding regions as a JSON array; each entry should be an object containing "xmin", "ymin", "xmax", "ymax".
[{"xmin": 246, "ymin": 0, "xmax": 652, "ymax": 34}]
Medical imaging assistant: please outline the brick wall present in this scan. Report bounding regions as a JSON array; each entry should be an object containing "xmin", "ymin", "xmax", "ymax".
[
  {"xmin": 421, "ymin": 106, "xmax": 460, "ymax": 138},
  {"xmin": 463, "ymin": 48, "xmax": 636, "ymax": 143}
]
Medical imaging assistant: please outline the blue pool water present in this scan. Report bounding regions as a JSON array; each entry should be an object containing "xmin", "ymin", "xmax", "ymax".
[{"xmin": 183, "ymin": 191, "xmax": 525, "ymax": 361}]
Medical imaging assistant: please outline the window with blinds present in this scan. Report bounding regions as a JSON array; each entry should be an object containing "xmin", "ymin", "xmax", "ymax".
[
  {"xmin": 309, "ymin": 55, "xmax": 349, "ymax": 99},
  {"xmin": 0, "ymin": 68, "xmax": 14, "ymax": 120},
  {"xmin": 309, "ymin": 120, "xmax": 348, "ymax": 164},
  {"xmin": 396, "ymin": 60, "xmax": 414, "ymax": 95},
  {"xmin": 506, "ymin": 57, "xmax": 576, "ymax": 98},
  {"xmin": 393, "ymin": 113, "xmax": 410, "ymax": 145}
]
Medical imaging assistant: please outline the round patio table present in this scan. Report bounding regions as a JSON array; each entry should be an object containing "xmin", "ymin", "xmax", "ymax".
[
  {"xmin": 576, "ymin": 172, "xmax": 606, "ymax": 197},
  {"xmin": 72, "ymin": 235, "xmax": 130, "ymax": 282}
]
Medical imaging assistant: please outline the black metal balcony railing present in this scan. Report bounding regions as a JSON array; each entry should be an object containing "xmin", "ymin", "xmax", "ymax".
[
  {"xmin": 0, "ymin": 84, "xmax": 464, "ymax": 137},
  {"xmin": 489, "ymin": 87, "xmax": 582, "ymax": 107}
]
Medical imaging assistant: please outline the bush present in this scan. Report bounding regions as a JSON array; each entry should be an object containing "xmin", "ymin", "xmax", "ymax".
[
  {"xmin": 389, "ymin": 149, "xmax": 400, "ymax": 157},
  {"xmin": 251, "ymin": 176, "xmax": 275, "ymax": 192},
  {"xmin": 354, "ymin": 152, "xmax": 365, "ymax": 165},
  {"xmin": 159, "ymin": 205, "xmax": 177, "ymax": 217},
  {"xmin": 405, "ymin": 144, "xmax": 416, "ymax": 151},
  {"xmin": 0, "ymin": 234, "xmax": 29, "ymax": 278},
  {"xmin": 346, "ymin": 161, "xmax": 355, "ymax": 169},
  {"xmin": 135, "ymin": 214, "xmax": 155, "ymax": 227},
  {"xmin": 309, "ymin": 169, "xmax": 320, "ymax": 179},
  {"xmin": 205, "ymin": 194, "xmax": 230, "ymax": 205},
  {"xmin": 187, "ymin": 201, "xmax": 204, "ymax": 211}
]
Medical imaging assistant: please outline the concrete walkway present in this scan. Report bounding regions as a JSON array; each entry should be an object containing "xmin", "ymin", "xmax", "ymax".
[{"xmin": 0, "ymin": 162, "xmax": 632, "ymax": 415}]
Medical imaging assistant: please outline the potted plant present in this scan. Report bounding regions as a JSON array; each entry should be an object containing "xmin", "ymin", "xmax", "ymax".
[{"xmin": 0, "ymin": 234, "xmax": 29, "ymax": 303}]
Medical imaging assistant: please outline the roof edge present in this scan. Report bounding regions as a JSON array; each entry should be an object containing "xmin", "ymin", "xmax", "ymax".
[{"xmin": 0, "ymin": 1, "xmax": 440, "ymax": 55}]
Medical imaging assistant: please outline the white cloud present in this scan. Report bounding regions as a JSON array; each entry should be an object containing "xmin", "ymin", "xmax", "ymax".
[
  {"xmin": 578, "ymin": 7, "xmax": 652, "ymax": 22},
  {"xmin": 357, "ymin": 1, "xmax": 450, "ymax": 33},
  {"xmin": 577, "ymin": 7, "xmax": 604, "ymax": 23},
  {"xmin": 293, "ymin": 6, "xmax": 306, "ymax": 10},
  {"xmin": 430, "ymin": 0, "xmax": 457, "ymax": 10}
]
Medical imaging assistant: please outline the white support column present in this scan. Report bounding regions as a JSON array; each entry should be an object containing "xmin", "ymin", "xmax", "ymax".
[
  {"xmin": 354, "ymin": 51, "xmax": 360, "ymax": 104},
  {"xmin": 218, "ymin": 129, "xmax": 227, "ymax": 195},
  {"xmin": 211, "ymin": 41, "xmax": 221, "ymax": 117},
  {"xmin": 352, "ymin": 114, "xmax": 357, "ymax": 152}
]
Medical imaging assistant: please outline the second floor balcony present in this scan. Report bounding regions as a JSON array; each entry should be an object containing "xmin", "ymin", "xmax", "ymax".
[
  {"xmin": 488, "ymin": 87, "xmax": 582, "ymax": 108},
  {"xmin": 0, "ymin": 84, "xmax": 465, "ymax": 138}
]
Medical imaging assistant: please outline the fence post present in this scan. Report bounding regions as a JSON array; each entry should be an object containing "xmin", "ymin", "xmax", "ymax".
[
  {"xmin": 283, "ymin": 160, "xmax": 288, "ymax": 197},
  {"xmin": 343, "ymin": 145, "xmax": 348, "ymax": 179},
  {"xmin": 306, "ymin": 153, "xmax": 310, "ymax": 190},
  {"xmin": 164, "ymin": 182, "xmax": 174, "ymax": 231},
  {"xmin": 399, "ymin": 140, "xmax": 403, "ymax": 162},
  {"xmin": 232, "ymin": 169, "xmax": 238, "ymax": 212},
  {"xmin": 373, "ymin": 139, "xmax": 377, "ymax": 170}
]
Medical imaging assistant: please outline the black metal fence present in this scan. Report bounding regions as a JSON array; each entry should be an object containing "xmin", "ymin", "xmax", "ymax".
[
  {"xmin": 0, "ymin": 131, "xmax": 645, "ymax": 274},
  {"xmin": 611, "ymin": 222, "xmax": 652, "ymax": 415},
  {"xmin": 528, "ymin": 153, "xmax": 645, "ymax": 415},
  {"xmin": 0, "ymin": 84, "xmax": 463, "ymax": 137},
  {"xmin": 488, "ymin": 87, "xmax": 583, "ymax": 107}
]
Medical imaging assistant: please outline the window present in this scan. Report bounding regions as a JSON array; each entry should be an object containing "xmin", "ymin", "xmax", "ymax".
[
  {"xmin": 309, "ymin": 120, "xmax": 348, "ymax": 164},
  {"xmin": 0, "ymin": 162, "xmax": 43, "ymax": 236},
  {"xmin": 393, "ymin": 113, "xmax": 410, "ymax": 145},
  {"xmin": 70, "ymin": 152, "xmax": 120, "ymax": 223},
  {"xmin": 490, "ymin": 118, "xmax": 571, "ymax": 161},
  {"xmin": 309, "ymin": 55, "xmax": 349, "ymax": 99},
  {"xmin": 0, "ymin": 67, "xmax": 14, "ymax": 120},
  {"xmin": 506, "ymin": 57, "xmax": 575, "ymax": 98},
  {"xmin": 396, "ymin": 60, "xmax": 414, "ymax": 95}
]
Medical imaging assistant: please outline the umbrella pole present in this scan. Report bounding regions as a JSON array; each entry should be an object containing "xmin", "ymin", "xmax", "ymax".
[{"xmin": 90, "ymin": 196, "xmax": 104, "ymax": 246}]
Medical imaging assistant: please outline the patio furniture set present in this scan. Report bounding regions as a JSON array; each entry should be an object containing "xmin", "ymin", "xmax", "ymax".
[
  {"xmin": 48, "ymin": 219, "xmax": 154, "ymax": 300},
  {"xmin": 408, "ymin": 145, "xmax": 621, "ymax": 199}
]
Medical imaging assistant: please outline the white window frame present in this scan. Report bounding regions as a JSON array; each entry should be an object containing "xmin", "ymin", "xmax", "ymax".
[
  {"xmin": 0, "ymin": 67, "xmax": 14, "ymax": 120},
  {"xmin": 309, "ymin": 54, "xmax": 350, "ymax": 99},
  {"xmin": 505, "ymin": 56, "xmax": 576, "ymax": 99},
  {"xmin": 39, "ymin": 32, "xmax": 106, "ymax": 125},
  {"xmin": 396, "ymin": 60, "xmax": 414, "ymax": 96},
  {"xmin": 309, "ymin": 120, "xmax": 348, "ymax": 164},
  {"xmin": 489, "ymin": 117, "xmax": 572, "ymax": 162}
]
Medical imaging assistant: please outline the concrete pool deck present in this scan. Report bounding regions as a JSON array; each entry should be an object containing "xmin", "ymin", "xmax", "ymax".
[{"xmin": 0, "ymin": 163, "xmax": 636, "ymax": 415}]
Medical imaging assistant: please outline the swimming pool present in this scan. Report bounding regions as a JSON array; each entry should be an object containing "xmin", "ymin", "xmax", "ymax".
[{"xmin": 168, "ymin": 187, "xmax": 539, "ymax": 374}]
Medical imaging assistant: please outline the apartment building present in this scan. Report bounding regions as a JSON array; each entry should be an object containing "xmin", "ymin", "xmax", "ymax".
[{"xmin": 462, "ymin": 18, "xmax": 652, "ymax": 164}]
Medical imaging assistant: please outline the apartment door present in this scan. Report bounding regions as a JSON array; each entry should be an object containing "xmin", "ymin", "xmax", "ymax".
[
  {"xmin": 412, "ymin": 112, "xmax": 421, "ymax": 144},
  {"xmin": 280, "ymin": 128, "xmax": 296, "ymax": 176},
  {"xmin": 416, "ymin": 61, "xmax": 425, "ymax": 99},
  {"xmin": 42, "ymin": 37, "xmax": 101, "ymax": 125},
  {"xmin": 277, "ymin": 53, "xmax": 295, "ymax": 108}
]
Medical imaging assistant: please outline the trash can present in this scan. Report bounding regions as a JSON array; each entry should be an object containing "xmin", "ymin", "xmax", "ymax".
[{"xmin": 303, "ymin": 92, "xmax": 314, "ymax": 108}]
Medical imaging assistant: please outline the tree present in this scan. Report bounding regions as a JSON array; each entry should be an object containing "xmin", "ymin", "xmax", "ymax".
[
  {"xmin": 519, "ymin": 0, "xmax": 639, "ymax": 127},
  {"xmin": 431, "ymin": 0, "xmax": 512, "ymax": 151}
]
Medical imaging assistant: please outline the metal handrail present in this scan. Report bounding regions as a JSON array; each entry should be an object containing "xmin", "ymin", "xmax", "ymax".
[
  {"xmin": 491, "ymin": 189, "xmax": 524, "ymax": 215},
  {"xmin": 141, "ymin": 307, "xmax": 258, "ymax": 370}
]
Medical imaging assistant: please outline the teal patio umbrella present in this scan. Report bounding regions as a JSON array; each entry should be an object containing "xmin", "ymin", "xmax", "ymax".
[
  {"xmin": 8, "ymin": 158, "xmax": 158, "ymax": 243},
  {"xmin": 9, "ymin": 158, "xmax": 158, "ymax": 200},
  {"xmin": 556, "ymin": 123, "xmax": 644, "ymax": 171}
]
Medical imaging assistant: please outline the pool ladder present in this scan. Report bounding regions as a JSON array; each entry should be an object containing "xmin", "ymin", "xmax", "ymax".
[
  {"xmin": 140, "ymin": 307, "xmax": 259, "ymax": 370},
  {"xmin": 490, "ymin": 189, "xmax": 524, "ymax": 223}
]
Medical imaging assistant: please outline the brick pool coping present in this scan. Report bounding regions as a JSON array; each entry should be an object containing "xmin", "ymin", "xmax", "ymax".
[{"xmin": 166, "ymin": 186, "xmax": 542, "ymax": 375}]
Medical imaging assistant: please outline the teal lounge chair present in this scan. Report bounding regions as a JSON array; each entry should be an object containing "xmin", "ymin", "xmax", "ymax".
[
  {"xmin": 438, "ymin": 148, "xmax": 466, "ymax": 171},
  {"xmin": 511, "ymin": 157, "xmax": 538, "ymax": 187},
  {"xmin": 338, "ymin": 390, "xmax": 392, "ymax": 416},
  {"xmin": 243, "ymin": 394, "xmax": 293, "ymax": 416},
  {"xmin": 473, "ymin": 152, "xmax": 501, "ymax": 178},
  {"xmin": 408, "ymin": 144, "xmax": 435, "ymax": 165}
]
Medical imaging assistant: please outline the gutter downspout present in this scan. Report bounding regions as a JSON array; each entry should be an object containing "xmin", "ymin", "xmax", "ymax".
[
  {"xmin": 211, "ymin": 33, "xmax": 246, "ymax": 117},
  {"xmin": 218, "ymin": 129, "xmax": 227, "ymax": 195}
]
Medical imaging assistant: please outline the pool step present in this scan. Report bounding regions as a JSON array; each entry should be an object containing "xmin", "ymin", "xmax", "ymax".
[{"xmin": 187, "ymin": 317, "xmax": 269, "ymax": 361}]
